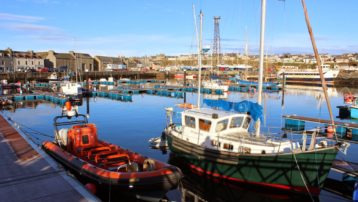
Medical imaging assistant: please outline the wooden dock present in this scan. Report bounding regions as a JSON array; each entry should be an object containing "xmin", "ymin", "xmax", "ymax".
[
  {"xmin": 283, "ymin": 115, "xmax": 358, "ymax": 129},
  {"xmin": 0, "ymin": 114, "xmax": 99, "ymax": 202}
]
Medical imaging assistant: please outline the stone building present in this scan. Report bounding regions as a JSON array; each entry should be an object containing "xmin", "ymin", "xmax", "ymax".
[
  {"xmin": 0, "ymin": 50, "xmax": 12, "ymax": 72},
  {"xmin": 38, "ymin": 50, "xmax": 75, "ymax": 72},
  {"xmin": 94, "ymin": 56, "xmax": 124, "ymax": 71},
  {"xmin": 38, "ymin": 50, "xmax": 94, "ymax": 72},
  {"xmin": 69, "ymin": 51, "xmax": 94, "ymax": 72},
  {"xmin": 0, "ymin": 48, "xmax": 44, "ymax": 72}
]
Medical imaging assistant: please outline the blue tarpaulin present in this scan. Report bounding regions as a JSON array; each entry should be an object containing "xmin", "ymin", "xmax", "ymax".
[
  {"xmin": 236, "ymin": 79, "xmax": 279, "ymax": 87},
  {"xmin": 203, "ymin": 99, "xmax": 263, "ymax": 121}
]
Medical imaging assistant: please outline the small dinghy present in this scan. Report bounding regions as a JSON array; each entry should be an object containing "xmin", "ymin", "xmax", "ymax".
[
  {"xmin": 42, "ymin": 103, "xmax": 182, "ymax": 193},
  {"xmin": 149, "ymin": 133, "xmax": 168, "ymax": 149}
]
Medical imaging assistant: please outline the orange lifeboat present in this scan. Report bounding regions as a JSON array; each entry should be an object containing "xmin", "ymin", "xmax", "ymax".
[{"xmin": 42, "ymin": 114, "xmax": 182, "ymax": 192}]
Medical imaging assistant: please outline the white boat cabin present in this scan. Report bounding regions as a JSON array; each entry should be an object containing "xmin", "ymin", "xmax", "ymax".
[
  {"xmin": 170, "ymin": 108, "xmax": 301, "ymax": 154},
  {"xmin": 60, "ymin": 82, "xmax": 82, "ymax": 96},
  {"xmin": 181, "ymin": 108, "xmax": 250, "ymax": 137}
]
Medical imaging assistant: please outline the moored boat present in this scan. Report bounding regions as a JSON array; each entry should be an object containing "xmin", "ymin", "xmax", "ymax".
[
  {"xmin": 164, "ymin": 101, "xmax": 340, "ymax": 195},
  {"xmin": 276, "ymin": 65, "xmax": 339, "ymax": 86},
  {"xmin": 174, "ymin": 73, "xmax": 197, "ymax": 80},
  {"xmin": 202, "ymin": 79, "xmax": 229, "ymax": 92},
  {"xmin": 349, "ymin": 97, "xmax": 358, "ymax": 119},
  {"xmin": 42, "ymin": 108, "xmax": 182, "ymax": 193}
]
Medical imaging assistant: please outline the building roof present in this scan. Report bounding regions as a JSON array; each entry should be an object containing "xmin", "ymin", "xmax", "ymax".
[
  {"xmin": 55, "ymin": 53, "xmax": 74, "ymax": 60},
  {"xmin": 94, "ymin": 56, "xmax": 123, "ymax": 63}
]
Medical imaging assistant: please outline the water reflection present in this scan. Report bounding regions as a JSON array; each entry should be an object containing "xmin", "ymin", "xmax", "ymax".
[
  {"xmin": 168, "ymin": 153, "xmax": 317, "ymax": 202},
  {"xmin": 1, "ymin": 85, "xmax": 358, "ymax": 201}
]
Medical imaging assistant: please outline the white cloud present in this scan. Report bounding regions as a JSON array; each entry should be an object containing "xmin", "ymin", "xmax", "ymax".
[
  {"xmin": 0, "ymin": 12, "xmax": 44, "ymax": 23},
  {"xmin": 1, "ymin": 23, "xmax": 58, "ymax": 32}
]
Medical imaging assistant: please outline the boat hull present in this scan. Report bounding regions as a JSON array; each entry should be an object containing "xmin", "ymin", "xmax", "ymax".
[
  {"xmin": 42, "ymin": 141, "xmax": 182, "ymax": 192},
  {"xmin": 166, "ymin": 133, "xmax": 338, "ymax": 195},
  {"xmin": 350, "ymin": 107, "xmax": 358, "ymax": 119}
]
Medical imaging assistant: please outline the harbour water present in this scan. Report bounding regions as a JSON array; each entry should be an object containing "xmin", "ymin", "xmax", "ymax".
[{"xmin": 1, "ymin": 84, "xmax": 356, "ymax": 202}]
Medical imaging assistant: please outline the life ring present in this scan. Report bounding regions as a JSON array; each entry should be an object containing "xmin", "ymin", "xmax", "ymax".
[
  {"xmin": 143, "ymin": 159, "xmax": 156, "ymax": 171},
  {"xmin": 325, "ymin": 125, "xmax": 334, "ymax": 138}
]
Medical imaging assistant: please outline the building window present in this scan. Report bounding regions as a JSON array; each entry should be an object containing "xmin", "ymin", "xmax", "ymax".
[
  {"xmin": 18, "ymin": 61, "xmax": 20, "ymax": 65},
  {"xmin": 1, "ymin": 61, "xmax": 4, "ymax": 65},
  {"xmin": 25, "ymin": 61, "xmax": 28, "ymax": 65},
  {"xmin": 32, "ymin": 61, "xmax": 34, "ymax": 65},
  {"xmin": 89, "ymin": 64, "xmax": 92, "ymax": 70},
  {"xmin": 38, "ymin": 61, "xmax": 40, "ymax": 65}
]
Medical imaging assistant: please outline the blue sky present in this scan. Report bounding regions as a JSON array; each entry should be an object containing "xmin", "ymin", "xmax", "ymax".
[{"xmin": 0, "ymin": 0, "xmax": 357, "ymax": 56}]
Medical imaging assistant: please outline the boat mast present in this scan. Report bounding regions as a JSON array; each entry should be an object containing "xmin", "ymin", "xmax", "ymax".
[
  {"xmin": 300, "ymin": 0, "xmax": 336, "ymax": 134},
  {"xmin": 255, "ymin": 0, "xmax": 266, "ymax": 137},
  {"xmin": 75, "ymin": 53, "xmax": 78, "ymax": 83},
  {"xmin": 193, "ymin": 5, "xmax": 203, "ymax": 108},
  {"xmin": 244, "ymin": 26, "xmax": 248, "ymax": 80}
]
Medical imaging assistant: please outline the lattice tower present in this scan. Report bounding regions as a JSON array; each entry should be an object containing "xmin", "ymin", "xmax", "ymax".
[{"xmin": 213, "ymin": 16, "xmax": 221, "ymax": 67}]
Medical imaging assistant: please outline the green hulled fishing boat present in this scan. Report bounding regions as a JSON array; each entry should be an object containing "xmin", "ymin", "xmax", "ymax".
[{"xmin": 164, "ymin": 105, "xmax": 339, "ymax": 195}]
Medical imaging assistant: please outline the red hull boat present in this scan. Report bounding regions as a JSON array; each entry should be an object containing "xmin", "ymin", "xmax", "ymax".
[{"xmin": 42, "ymin": 113, "xmax": 182, "ymax": 192}]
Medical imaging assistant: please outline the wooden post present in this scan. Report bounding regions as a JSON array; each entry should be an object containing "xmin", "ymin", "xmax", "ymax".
[
  {"xmin": 281, "ymin": 73, "xmax": 285, "ymax": 107},
  {"xmin": 184, "ymin": 70, "xmax": 187, "ymax": 103},
  {"xmin": 301, "ymin": 0, "xmax": 336, "ymax": 140}
]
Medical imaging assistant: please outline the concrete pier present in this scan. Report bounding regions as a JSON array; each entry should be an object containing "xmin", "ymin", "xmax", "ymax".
[{"xmin": 0, "ymin": 115, "xmax": 99, "ymax": 202}]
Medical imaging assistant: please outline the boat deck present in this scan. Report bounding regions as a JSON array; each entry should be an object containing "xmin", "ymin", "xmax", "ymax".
[{"xmin": 0, "ymin": 115, "xmax": 99, "ymax": 202}]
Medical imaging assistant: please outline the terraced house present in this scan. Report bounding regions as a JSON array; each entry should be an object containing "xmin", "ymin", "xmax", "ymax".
[
  {"xmin": 0, "ymin": 48, "xmax": 44, "ymax": 72},
  {"xmin": 0, "ymin": 50, "xmax": 12, "ymax": 72},
  {"xmin": 38, "ymin": 50, "xmax": 94, "ymax": 72},
  {"xmin": 94, "ymin": 56, "xmax": 125, "ymax": 71}
]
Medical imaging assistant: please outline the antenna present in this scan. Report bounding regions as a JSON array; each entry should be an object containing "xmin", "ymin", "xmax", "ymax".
[{"xmin": 213, "ymin": 16, "xmax": 221, "ymax": 67}]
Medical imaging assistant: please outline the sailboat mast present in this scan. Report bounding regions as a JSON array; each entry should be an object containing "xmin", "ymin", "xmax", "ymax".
[
  {"xmin": 244, "ymin": 26, "xmax": 248, "ymax": 80},
  {"xmin": 255, "ymin": 0, "xmax": 266, "ymax": 137},
  {"xmin": 194, "ymin": 8, "xmax": 203, "ymax": 108},
  {"xmin": 300, "ymin": 0, "xmax": 335, "ymax": 134},
  {"xmin": 75, "ymin": 53, "xmax": 78, "ymax": 83}
]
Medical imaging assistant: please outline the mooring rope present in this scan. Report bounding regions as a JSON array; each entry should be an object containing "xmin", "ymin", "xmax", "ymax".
[
  {"xmin": 292, "ymin": 150, "xmax": 315, "ymax": 202},
  {"xmin": 0, "ymin": 111, "xmax": 54, "ymax": 146}
]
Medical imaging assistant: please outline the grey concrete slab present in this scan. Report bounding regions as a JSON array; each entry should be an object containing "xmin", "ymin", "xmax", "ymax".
[{"xmin": 0, "ymin": 122, "xmax": 99, "ymax": 202}]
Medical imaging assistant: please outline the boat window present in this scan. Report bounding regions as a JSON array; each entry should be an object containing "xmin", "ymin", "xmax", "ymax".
[
  {"xmin": 185, "ymin": 116, "xmax": 196, "ymax": 128},
  {"xmin": 216, "ymin": 119, "xmax": 228, "ymax": 132},
  {"xmin": 199, "ymin": 119, "xmax": 211, "ymax": 132},
  {"xmin": 211, "ymin": 140, "xmax": 221, "ymax": 147},
  {"xmin": 229, "ymin": 117, "xmax": 244, "ymax": 128},
  {"xmin": 223, "ymin": 143, "xmax": 234, "ymax": 150},
  {"xmin": 82, "ymin": 135, "xmax": 89, "ymax": 144},
  {"xmin": 243, "ymin": 117, "xmax": 251, "ymax": 129}
]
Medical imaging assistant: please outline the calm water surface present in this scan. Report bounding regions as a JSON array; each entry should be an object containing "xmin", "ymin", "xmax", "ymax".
[{"xmin": 2, "ymin": 85, "xmax": 357, "ymax": 202}]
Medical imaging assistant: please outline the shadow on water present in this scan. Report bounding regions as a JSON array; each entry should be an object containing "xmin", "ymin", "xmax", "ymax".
[{"xmin": 168, "ymin": 153, "xmax": 319, "ymax": 202}]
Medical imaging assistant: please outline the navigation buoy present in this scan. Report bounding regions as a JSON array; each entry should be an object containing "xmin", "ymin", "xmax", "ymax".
[
  {"xmin": 85, "ymin": 183, "xmax": 97, "ymax": 194},
  {"xmin": 326, "ymin": 126, "xmax": 334, "ymax": 139}
]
